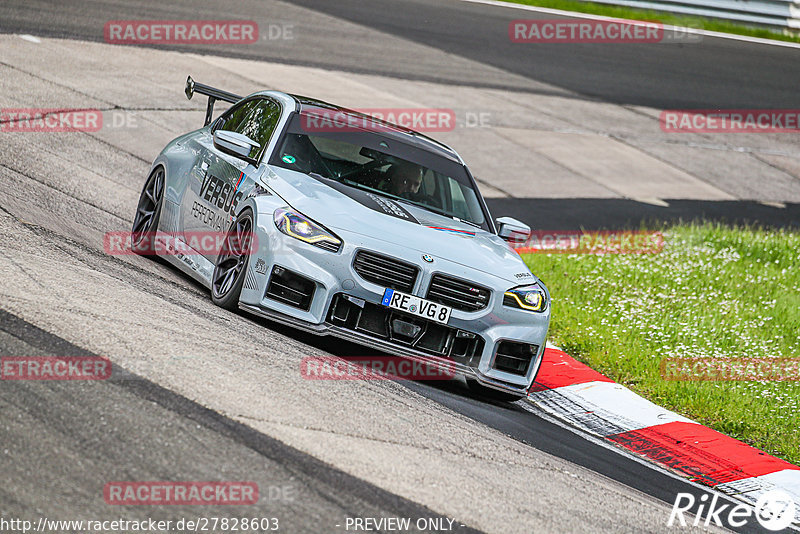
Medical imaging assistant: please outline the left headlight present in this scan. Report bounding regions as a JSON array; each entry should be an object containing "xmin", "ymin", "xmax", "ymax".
[
  {"xmin": 504, "ymin": 284, "xmax": 547, "ymax": 312},
  {"xmin": 273, "ymin": 208, "xmax": 342, "ymax": 252}
]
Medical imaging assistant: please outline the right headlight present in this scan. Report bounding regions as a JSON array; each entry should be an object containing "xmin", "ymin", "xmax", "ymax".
[
  {"xmin": 273, "ymin": 208, "xmax": 342, "ymax": 252},
  {"xmin": 503, "ymin": 284, "xmax": 548, "ymax": 312}
]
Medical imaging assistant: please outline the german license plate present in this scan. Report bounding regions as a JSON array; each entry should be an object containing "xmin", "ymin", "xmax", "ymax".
[{"xmin": 381, "ymin": 288, "xmax": 452, "ymax": 325}]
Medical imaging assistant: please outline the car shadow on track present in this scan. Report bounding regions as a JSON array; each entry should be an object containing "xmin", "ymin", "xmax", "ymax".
[{"xmin": 241, "ymin": 309, "xmax": 521, "ymax": 407}]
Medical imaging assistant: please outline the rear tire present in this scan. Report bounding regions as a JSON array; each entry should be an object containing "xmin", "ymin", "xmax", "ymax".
[
  {"xmin": 131, "ymin": 166, "xmax": 165, "ymax": 255},
  {"xmin": 211, "ymin": 209, "xmax": 254, "ymax": 311},
  {"xmin": 466, "ymin": 379, "xmax": 525, "ymax": 403}
]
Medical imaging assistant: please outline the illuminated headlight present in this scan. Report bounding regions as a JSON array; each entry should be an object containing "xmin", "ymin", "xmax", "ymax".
[
  {"xmin": 503, "ymin": 284, "xmax": 547, "ymax": 312},
  {"xmin": 273, "ymin": 208, "xmax": 342, "ymax": 252}
]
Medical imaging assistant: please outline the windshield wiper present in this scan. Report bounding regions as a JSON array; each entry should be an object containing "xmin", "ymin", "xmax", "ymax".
[{"xmin": 454, "ymin": 217, "xmax": 481, "ymax": 229}]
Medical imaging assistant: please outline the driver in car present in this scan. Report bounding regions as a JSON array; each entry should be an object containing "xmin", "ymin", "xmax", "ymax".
[{"xmin": 385, "ymin": 162, "xmax": 423, "ymax": 198}]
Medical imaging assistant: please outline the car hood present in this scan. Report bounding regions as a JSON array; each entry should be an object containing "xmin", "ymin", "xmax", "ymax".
[{"xmin": 262, "ymin": 166, "xmax": 538, "ymax": 286}]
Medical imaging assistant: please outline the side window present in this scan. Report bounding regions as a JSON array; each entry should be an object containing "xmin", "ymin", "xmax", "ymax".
[
  {"xmin": 213, "ymin": 100, "xmax": 258, "ymax": 134},
  {"xmin": 448, "ymin": 178, "xmax": 469, "ymax": 220},
  {"xmin": 238, "ymin": 99, "xmax": 282, "ymax": 160}
]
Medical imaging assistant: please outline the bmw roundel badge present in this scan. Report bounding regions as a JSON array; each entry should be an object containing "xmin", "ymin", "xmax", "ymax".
[{"xmin": 422, "ymin": 254, "xmax": 434, "ymax": 263}]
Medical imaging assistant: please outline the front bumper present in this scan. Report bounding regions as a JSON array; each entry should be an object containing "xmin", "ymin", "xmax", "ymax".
[
  {"xmin": 239, "ymin": 223, "xmax": 550, "ymax": 393},
  {"xmin": 240, "ymin": 302, "xmax": 536, "ymax": 397}
]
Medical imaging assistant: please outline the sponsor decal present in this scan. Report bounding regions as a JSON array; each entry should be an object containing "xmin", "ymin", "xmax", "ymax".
[
  {"xmin": 254, "ymin": 258, "xmax": 268, "ymax": 274},
  {"xmin": 1, "ymin": 356, "xmax": 111, "ymax": 380},
  {"xmin": 245, "ymin": 182, "xmax": 272, "ymax": 200},
  {"xmin": 201, "ymin": 173, "xmax": 244, "ymax": 216},
  {"xmin": 307, "ymin": 173, "xmax": 420, "ymax": 224},
  {"xmin": 103, "ymin": 482, "xmax": 258, "ymax": 505},
  {"xmin": 191, "ymin": 201, "xmax": 226, "ymax": 231},
  {"xmin": 367, "ymin": 193, "xmax": 410, "ymax": 219},
  {"xmin": 103, "ymin": 20, "xmax": 259, "ymax": 44},
  {"xmin": 300, "ymin": 356, "xmax": 456, "ymax": 381},
  {"xmin": 660, "ymin": 110, "xmax": 800, "ymax": 133}
]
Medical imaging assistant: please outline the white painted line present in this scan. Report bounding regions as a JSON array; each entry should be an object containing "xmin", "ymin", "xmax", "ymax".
[
  {"xmin": 525, "ymin": 390, "xmax": 800, "ymax": 531},
  {"xmin": 459, "ymin": 0, "xmax": 800, "ymax": 49},
  {"xmin": 517, "ymin": 399, "xmax": 760, "ymax": 517},
  {"xmin": 536, "ymin": 348, "xmax": 800, "ymax": 529},
  {"xmin": 19, "ymin": 34, "xmax": 42, "ymax": 44},
  {"xmin": 529, "ymin": 380, "xmax": 694, "ymax": 436}
]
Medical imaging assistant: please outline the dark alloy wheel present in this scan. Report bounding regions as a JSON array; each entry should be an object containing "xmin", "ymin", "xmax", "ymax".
[
  {"xmin": 211, "ymin": 209, "xmax": 254, "ymax": 310},
  {"xmin": 131, "ymin": 166, "xmax": 165, "ymax": 254}
]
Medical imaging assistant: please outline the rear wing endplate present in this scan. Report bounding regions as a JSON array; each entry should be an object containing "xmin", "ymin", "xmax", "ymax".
[{"xmin": 185, "ymin": 76, "xmax": 243, "ymax": 127}]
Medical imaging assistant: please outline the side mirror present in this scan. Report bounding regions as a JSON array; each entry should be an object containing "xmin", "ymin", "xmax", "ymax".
[
  {"xmin": 496, "ymin": 216, "xmax": 531, "ymax": 243},
  {"xmin": 213, "ymin": 130, "xmax": 260, "ymax": 163},
  {"xmin": 185, "ymin": 75, "xmax": 195, "ymax": 100}
]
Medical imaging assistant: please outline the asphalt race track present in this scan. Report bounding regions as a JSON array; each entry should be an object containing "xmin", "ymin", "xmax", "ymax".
[
  {"xmin": 3, "ymin": 0, "xmax": 799, "ymax": 108},
  {"xmin": 0, "ymin": 1, "xmax": 797, "ymax": 532},
  {"xmin": 3, "ymin": 0, "xmax": 798, "ymax": 230}
]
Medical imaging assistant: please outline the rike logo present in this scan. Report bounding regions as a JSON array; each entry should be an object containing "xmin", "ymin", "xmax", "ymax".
[{"xmin": 668, "ymin": 491, "xmax": 796, "ymax": 531}]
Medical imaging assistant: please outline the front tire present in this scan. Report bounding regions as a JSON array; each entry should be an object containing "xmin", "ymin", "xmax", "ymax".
[
  {"xmin": 211, "ymin": 209, "xmax": 254, "ymax": 311},
  {"xmin": 131, "ymin": 166, "xmax": 165, "ymax": 255}
]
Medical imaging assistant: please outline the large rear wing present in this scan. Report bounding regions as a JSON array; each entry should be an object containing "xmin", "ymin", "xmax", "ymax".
[{"xmin": 184, "ymin": 76, "xmax": 243, "ymax": 127}]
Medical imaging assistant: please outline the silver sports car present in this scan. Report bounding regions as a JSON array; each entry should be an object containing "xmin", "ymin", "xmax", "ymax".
[{"xmin": 131, "ymin": 77, "xmax": 550, "ymax": 400}]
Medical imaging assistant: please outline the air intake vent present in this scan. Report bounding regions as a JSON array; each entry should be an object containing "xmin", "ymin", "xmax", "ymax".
[
  {"xmin": 493, "ymin": 341, "xmax": 538, "ymax": 376},
  {"xmin": 353, "ymin": 250, "xmax": 418, "ymax": 293},
  {"xmin": 313, "ymin": 239, "xmax": 341, "ymax": 252},
  {"xmin": 427, "ymin": 274, "xmax": 490, "ymax": 312},
  {"xmin": 265, "ymin": 265, "xmax": 315, "ymax": 311}
]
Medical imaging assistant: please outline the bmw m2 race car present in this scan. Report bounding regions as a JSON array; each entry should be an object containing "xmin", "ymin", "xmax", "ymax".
[{"xmin": 131, "ymin": 76, "xmax": 550, "ymax": 400}]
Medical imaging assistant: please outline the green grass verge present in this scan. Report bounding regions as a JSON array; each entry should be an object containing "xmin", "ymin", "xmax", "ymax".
[
  {"xmin": 500, "ymin": 0, "xmax": 800, "ymax": 44},
  {"xmin": 521, "ymin": 223, "xmax": 800, "ymax": 465}
]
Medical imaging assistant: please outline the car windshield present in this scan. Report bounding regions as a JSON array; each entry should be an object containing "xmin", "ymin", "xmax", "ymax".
[{"xmin": 269, "ymin": 113, "xmax": 488, "ymax": 229}]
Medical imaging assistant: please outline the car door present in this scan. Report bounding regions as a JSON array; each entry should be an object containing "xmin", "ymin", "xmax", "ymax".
[{"xmin": 181, "ymin": 97, "xmax": 282, "ymax": 262}]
